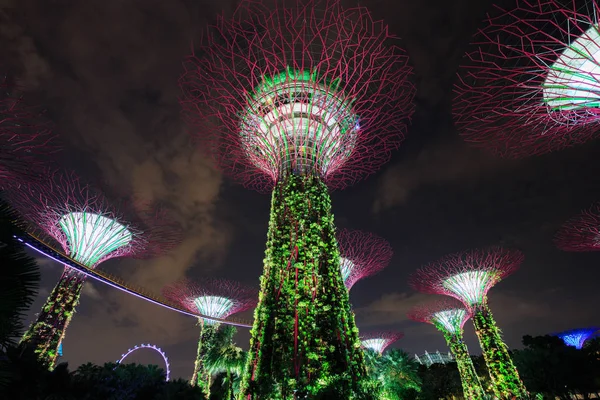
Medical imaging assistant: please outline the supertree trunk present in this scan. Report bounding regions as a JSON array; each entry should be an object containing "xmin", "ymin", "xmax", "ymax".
[
  {"xmin": 242, "ymin": 173, "xmax": 369, "ymax": 399},
  {"xmin": 472, "ymin": 303, "xmax": 527, "ymax": 399},
  {"xmin": 20, "ymin": 268, "xmax": 85, "ymax": 368},
  {"xmin": 443, "ymin": 332, "xmax": 485, "ymax": 400},
  {"xmin": 191, "ymin": 321, "xmax": 217, "ymax": 398}
]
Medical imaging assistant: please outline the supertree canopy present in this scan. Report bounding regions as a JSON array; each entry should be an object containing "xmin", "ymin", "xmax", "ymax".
[
  {"xmin": 555, "ymin": 203, "xmax": 600, "ymax": 252},
  {"xmin": 5, "ymin": 171, "xmax": 180, "ymax": 368},
  {"xmin": 410, "ymin": 247, "xmax": 527, "ymax": 399},
  {"xmin": 555, "ymin": 327, "xmax": 599, "ymax": 349},
  {"xmin": 179, "ymin": 0, "xmax": 414, "ymax": 398},
  {"xmin": 454, "ymin": 0, "xmax": 600, "ymax": 157},
  {"xmin": 0, "ymin": 75, "xmax": 58, "ymax": 187},
  {"xmin": 162, "ymin": 278, "xmax": 257, "ymax": 398},
  {"xmin": 408, "ymin": 299, "xmax": 485, "ymax": 400},
  {"xmin": 360, "ymin": 331, "xmax": 403, "ymax": 355},
  {"xmin": 337, "ymin": 229, "xmax": 393, "ymax": 290}
]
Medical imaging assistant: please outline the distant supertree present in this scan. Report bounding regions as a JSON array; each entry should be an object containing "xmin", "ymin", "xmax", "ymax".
[
  {"xmin": 162, "ymin": 278, "xmax": 257, "ymax": 398},
  {"xmin": 555, "ymin": 203, "xmax": 600, "ymax": 252},
  {"xmin": 408, "ymin": 298, "xmax": 485, "ymax": 399},
  {"xmin": 5, "ymin": 171, "xmax": 180, "ymax": 368},
  {"xmin": 337, "ymin": 229, "xmax": 393, "ymax": 290},
  {"xmin": 555, "ymin": 327, "xmax": 599, "ymax": 349},
  {"xmin": 179, "ymin": 0, "xmax": 414, "ymax": 397},
  {"xmin": 0, "ymin": 76, "xmax": 58, "ymax": 187},
  {"xmin": 410, "ymin": 247, "xmax": 527, "ymax": 399},
  {"xmin": 454, "ymin": 0, "xmax": 600, "ymax": 157},
  {"xmin": 360, "ymin": 331, "xmax": 403, "ymax": 355}
]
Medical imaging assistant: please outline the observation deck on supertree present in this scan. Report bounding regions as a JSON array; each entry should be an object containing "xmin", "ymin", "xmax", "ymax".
[
  {"xmin": 337, "ymin": 229, "xmax": 393, "ymax": 290},
  {"xmin": 555, "ymin": 327, "xmax": 599, "ymax": 349},
  {"xmin": 555, "ymin": 203, "xmax": 600, "ymax": 252},
  {"xmin": 453, "ymin": 0, "xmax": 600, "ymax": 157},
  {"xmin": 360, "ymin": 331, "xmax": 403, "ymax": 356},
  {"xmin": 5, "ymin": 171, "xmax": 181, "ymax": 368},
  {"xmin": 162, "ymin": 278, "xmax": 257, "ymax": 397},
  {"xmin": 408, "ymin": 298, "xmax": 485, "ymax": 400},
  {"xmin": 0, "ymin": 75, "xmax": 58, "ymax": 187},
  {"xmin": 179, "ymin": 0, "xmax": 414, "ymax": 397},
  {"xmin": 409, "ymin": 247, "xmax": 527, "ymax": 399}
]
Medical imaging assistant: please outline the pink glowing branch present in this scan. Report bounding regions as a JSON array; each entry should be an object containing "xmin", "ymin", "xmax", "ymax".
[
  {"xmin": 555, "ymin": 203, "xmax": 600, "ymax": 252},
  {"xmin": 179, "ymin": 0, "xmax": 415, "ymax": 191},
  {"xmin": 454, "ymin": 0, "xmax": 600, "ymax": 157},
  {"xmin": 337, "ymin": 229, "xmax": 393, "ymax": 290}
]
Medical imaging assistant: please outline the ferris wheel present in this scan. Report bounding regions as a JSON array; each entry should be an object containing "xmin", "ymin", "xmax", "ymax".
[{"xmin": 116, "ymin": 343, "xmax": 171, "ymax": 381}]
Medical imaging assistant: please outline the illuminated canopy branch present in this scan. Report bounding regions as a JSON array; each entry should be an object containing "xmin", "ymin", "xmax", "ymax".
[
  {"xmin": 5, "ymin": 170, "xmax": 181, "ymax": 267},
  {"xmin": 409, "ymin": 247, "xmax": 523, "ymax": 308},
  {"xmin": 0, "ymin": 75, "xmax": 59, "ymax": 186},
  {"xmin": 555, "ymin": 203, "xmax": 600, "ymax": 251},
  {"xmin": 162, "ymin": 278, "xmax": 257, "ymax": 324},
  {"xmin": 454, "ymin": 0, "xmax": 600, "ymax": 157},
  {"xmin": 179, "ymin": 0, "xmax": 415, "ymax": 191},
  {"xmin": 337, "ymin": 229, "xmax": 393, "ymax": 289},
  {"xmin": 360, "ymin": 331, "xmax": 404, "ymax": 355},
  {"xmin": 408, "ymin": 298, "xmax": 471, "ymax": 336},
  {"xmin": 555, "ymin": 327, "xmax": 599, "ymax": 349}
]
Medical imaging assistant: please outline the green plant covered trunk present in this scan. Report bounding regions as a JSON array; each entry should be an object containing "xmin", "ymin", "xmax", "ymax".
[
  {"xmin": 192, "ymin": 321, "xmax": 217, "ymax": 399},
  {"xmin": 443, "ymin": 332, "xmax": 485, "ymax": 399},
  {"xmin": 472, "ymin": 303, "xmax": 527, "ymax": 399},
  {"xmin": 241, "ymin": 173, "xmax": 370, "ymax": 399},
  {"xmin": 20, "ymin": 268, "xmax": 85, "ymax": 368}
]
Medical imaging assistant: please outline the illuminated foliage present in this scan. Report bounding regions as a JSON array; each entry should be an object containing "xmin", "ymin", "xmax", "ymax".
[
  {"xmin": 555, "ymin": 202, "xmax": 600, "ymax": 252},
  {"xmin": 360, "ymin": 332, "xmax": 403, "ymax": 355},
  {"xmin": 454, "ymin": 0, "xmax": 600, "ymax": 157},
  {"xmin": 409, "ymin": 299, "xmax": 485, "ymax": 399},
  {"xmin": 162, "ymin": 278, "xmax": 257, "ymax": 398},
  {"xmin": 6, "ymin": 171, "xmax": 181, "ymax": 369},
  {"xmin": 555, "ymin": 327, "xmax": 599, "ymax": 350},
  {"xmin": 337, "ymin": 229, "xmax": 393, "ymax": 290},
  {"xmin": 410, "ymin": 247, "xmax": 527, "ymax": 399}
]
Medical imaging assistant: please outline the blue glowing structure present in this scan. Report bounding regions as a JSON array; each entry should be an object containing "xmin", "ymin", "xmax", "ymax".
[
  {"xmin": 556, "ymin": 327, "xmax": 599, "ymax": 350},
  {"xmin": 57, "ymin": 342, "xmax": 63, "ymax": 357}
]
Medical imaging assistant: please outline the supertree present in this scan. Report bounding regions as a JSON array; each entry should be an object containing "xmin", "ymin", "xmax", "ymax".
[
  {"xmin": 0, "ymin": 75, "xmax": 58, "ymax": 187},
  {"xmin": 162, "ymin": 278, "xmax": 257, "ymax": 399},
  {"xmin": 5, "ymin": 171, "xmax": 180, "ymax": 368},
  {"xmin": 408, "ymin": 298, "xmax": 485, "ymax": 399},
  {"xmin": 179, "ymin": 0, "xmax": 414, "ymax": 397},
  {"xmin": 555, "ymin": 327, "xmax": 599, "ymax": 349},
  {"xmin": 409, "ymin": 247, "xmax": 527, "ymax": 399},
  {"xmin": 555, "ymin": 203, "xmax": 600, "ymax": 251},
  {"xmin": 360, "ymin": 331, "xmax": 403, "ymax": 356},
  {"xmin": 453, "ymin": 0, "xmax": 600, "ymax": 158},
  {"xmin": 337, "ymin": 229, "xmax": 393, "ymax": 290}
]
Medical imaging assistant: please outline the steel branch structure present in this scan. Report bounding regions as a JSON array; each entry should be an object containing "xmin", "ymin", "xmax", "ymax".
[
  {"xmin": 408, "ymin": 299, "xmax": 485, "ymax": 400},
  {"xmin": 162, "ymin": 278, "xmax": 256, "ymax": 398},
  {"xmin": 555, "ymin": 203, "xmax": 600, "ymax": 251},
  {"xmin": 179, "ymin": 0, "xmax": 414, "ymax": 397},
  {"xmin": 0, "ymin": 76, "xmax": 58, "ymax": 187},
  {"xmin": 359, "ymin": 331, "xmax": 403, "ymax": 355},
  {"xmin": 6, "ymin": 171, "xmax": 180, "ymax": 368},
  {"xmin": 410, "ymin": 247, "xmax": 526, "ymax": 399},
  {"xmin": 337, "ymin": 229, "xmax": 393, "ymax": 290},
  {"xmin": 454, "ymin": 0, "xmax": 600, "ymax": 157},
  {"xmin": 555, "ymin": 327, "xmax": 599, "ymax": 349}
]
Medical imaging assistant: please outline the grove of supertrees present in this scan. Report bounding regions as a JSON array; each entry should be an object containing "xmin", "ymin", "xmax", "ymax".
[
  {"xmin": 337, "ymin": 229, "xmax": 393, "ymax": 291},
  {"xmin": 162, "ymin": 278, "xmax": 257, "ymax": 399},
  {"xmin": 453, "ymin": 0, "xmax": 600, "ymax": 157},
  {"xmin": 555, "ymin": 327, "xmax": 600, "ymax": 349},
  {"xmin": 4, "ymin": 171, "xmax": 181, "ymax": 368},
  {"xmin": 408, "ymin": 298, "xmax": 485, "ymax": 400},
  {"xmin": 360, "ymin": 331, "xmax": 404, "ymax": 356},
  {"xmin": 410, "ymin": 247, "xmax": 527, "ymax": 399},
  {"xmin": 555, "ymin": 202, "xmax": 600, "ymax": 252},
  {"xmin": 0, "ymin": 75, "xmax": 58, "ymax": 186},
  {"xmin": 178, "ymin": 0, "xmax": 415, "ymax": 397}
]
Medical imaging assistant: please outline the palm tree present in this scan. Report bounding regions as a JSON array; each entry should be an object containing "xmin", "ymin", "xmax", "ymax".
[
  {"xmin": 204, "ymin": 326, "xmax": 246, "ymax": 400},
  {"xmin": 364, "ymin": 348, "xmax": 421, "ymax": 400}
]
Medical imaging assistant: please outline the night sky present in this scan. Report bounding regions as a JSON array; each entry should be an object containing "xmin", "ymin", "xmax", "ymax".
[{"xmin": 4, "ymin": 0, "xmax": 600, "ymax": 380}]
